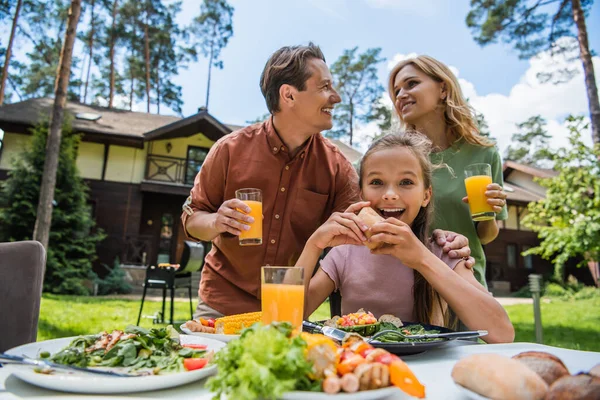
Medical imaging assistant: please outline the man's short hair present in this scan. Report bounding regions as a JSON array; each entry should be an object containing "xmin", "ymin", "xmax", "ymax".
[{"xmin": 260, "ymin": 42, "xmax": 326, "ymax": 114}]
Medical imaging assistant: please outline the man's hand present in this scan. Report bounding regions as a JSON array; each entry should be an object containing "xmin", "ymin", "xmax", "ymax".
[
  {"xmin": 213, "ymin": 199, "xmax": 255, "ymax": 236},
  {"xmin": 432, "ymin": 229, "xmax": 475, "ymax": 268}
]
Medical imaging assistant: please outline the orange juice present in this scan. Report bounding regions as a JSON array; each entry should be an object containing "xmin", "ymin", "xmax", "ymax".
[
  {"xmin": 238, "ymin": 200, "xmax": 262, "ymax": 245},
  {"xmin": 464, "ymin": 175, "xmax": 495, "ymax": 221},
  {"xmin": 261, "ymin": 283, "xmax": 305, "ymax": 329}
]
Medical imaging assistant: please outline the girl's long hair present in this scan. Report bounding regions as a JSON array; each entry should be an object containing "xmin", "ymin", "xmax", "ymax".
[
  {"xmin": 388, "ymin": 55, "xmax": 493, "ymax": 148},
  {"xmin": 359, "ymin": 131, "xmax": 452, "ymax": 327}
]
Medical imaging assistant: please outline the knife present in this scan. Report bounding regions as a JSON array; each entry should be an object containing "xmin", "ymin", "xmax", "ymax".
[
  {"xmin": 0, "ymin": 353, "xmax": 139, "ymax": 377},
  {"xmin": 302, "ymin": 320, "xmax": 352, "ymax": 342}
]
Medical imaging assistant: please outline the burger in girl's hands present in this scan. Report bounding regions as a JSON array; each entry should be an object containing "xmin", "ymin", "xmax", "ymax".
[{"xmin": 357, "ymin": 207, "xmax": 385, "ymax": 250}]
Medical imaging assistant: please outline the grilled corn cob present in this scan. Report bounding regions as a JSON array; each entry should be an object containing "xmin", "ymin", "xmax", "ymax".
[{"xmin": 214, "ymin": 311, "xmax": 262, "ymax": 334}]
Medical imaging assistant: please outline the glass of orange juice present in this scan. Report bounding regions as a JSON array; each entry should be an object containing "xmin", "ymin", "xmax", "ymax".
[
  {"xmin": 261, "ymin": 266, "xmax": 304, "ymax": 330},
  {"xmin": 464, "ymin": 163, "xmax": 496, "ymax": 221},
  {"xmin": 235, "ymin": 188, "xmax": 263, "ymax": 246}
]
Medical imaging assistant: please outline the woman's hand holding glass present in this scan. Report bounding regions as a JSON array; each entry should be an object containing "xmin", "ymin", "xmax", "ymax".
[{"xmin": 462, "ymin": 183, "xmax": 507, "ymax": 214}]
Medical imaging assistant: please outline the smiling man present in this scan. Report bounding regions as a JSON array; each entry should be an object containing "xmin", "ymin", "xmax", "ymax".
[
  {"xmin": 181, "ymin": 43, "xmax": 361, "ymax": 318},
  {"xmin": 181, "ymin": 43, "xmax": 472, "ymax": 318}
]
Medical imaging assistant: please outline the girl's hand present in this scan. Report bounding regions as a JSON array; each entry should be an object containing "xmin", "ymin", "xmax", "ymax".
[
  {"xmin": 308, "ymin": 201, "xmax": 370, "ymax": 250},
  {"xmin": 462, "ymin": 183, "xmax": 507, "ymax": 213},
  {"xmin": 368, "ymin": 218, "xmax": 429, "ymax": 268}
]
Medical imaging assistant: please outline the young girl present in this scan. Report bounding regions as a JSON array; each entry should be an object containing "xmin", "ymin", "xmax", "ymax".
[
  {"xmin": 296, "ymin": 132, "xmax": 514, "ymax": 344},
  {"xmin": 388, "ymin": 55, "xmax": 508, "ymax": 288}
]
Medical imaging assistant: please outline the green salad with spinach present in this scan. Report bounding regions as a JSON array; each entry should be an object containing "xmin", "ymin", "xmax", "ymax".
[
  {"xmin": 374, "ymin": 322, "xmax": 441, "ymax": 343},
  {"xmin": 206, "ymin": 322, "xmax": 320, "ymax": 400},
  {"xmin": 43, "ymin": 325, "xmax": 207, "ymax": 375}
]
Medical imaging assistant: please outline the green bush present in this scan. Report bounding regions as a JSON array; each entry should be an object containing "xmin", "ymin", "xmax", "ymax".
[
  {"xmin": 545, "ymin": 283, "xmax": 569, "ymax": 298},
  {"xmin": 573, "ymin": 287, "xmax": 600, "ymax": 300},
  {"xmin": 96, "ymin": 258, "xmax": 132, "ymax": 295}
]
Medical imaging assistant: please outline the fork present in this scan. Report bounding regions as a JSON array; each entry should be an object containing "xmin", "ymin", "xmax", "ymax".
[
  {"xmin": 0, "ymin": 353, "xmax": 139, "ymax": 377},
  {"xmin": 367, "ymin": 329, "xmax": 488, "ymax": 343}
]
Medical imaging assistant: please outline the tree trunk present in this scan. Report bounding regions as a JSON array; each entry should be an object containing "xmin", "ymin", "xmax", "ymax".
[
  {"xmin": 33, "ymin": 0, "xmax": 82, "ymax": 250},
  {"xmin": 156, "ymin": 58, "xmax": 160, "ymax": 114},
  {"xmin": 349, "ymin": 100, "xmax": 354, "ymax": 146},
  {"xmin": 205, "ymin": 41, "xmax": 214, "ymax": 109},
  {"xmin": 144, "ymin": 10, "xmax": 151, "ymax": 113},
  {"xmin": 0, "ymin": 0, "xmax": 23, "ymax": 106},
  {"xmin": 129, "ymin": 22, "xmax": 136, "ymax": 111},
  {"xmin": 108, "ymin": 0, "xmax": 118, "ymax": 108},
  {"xmin": 571, "ymin": 0, "xmax": 600, "ymax": 145},
  {"xmin": 83, "ymin": 0, "xmax": 96, "ymax": 104}
]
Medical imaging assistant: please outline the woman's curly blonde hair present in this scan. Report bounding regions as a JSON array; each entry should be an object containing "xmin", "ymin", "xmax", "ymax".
[{"xmin": 388, "ymin": 55, "xmax": 493, "ymax": 148}]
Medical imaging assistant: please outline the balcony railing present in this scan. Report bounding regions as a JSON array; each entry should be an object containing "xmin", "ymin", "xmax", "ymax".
[{"xmin": 145, "ymin": 154, "xmax": 198, "ymax": 185}]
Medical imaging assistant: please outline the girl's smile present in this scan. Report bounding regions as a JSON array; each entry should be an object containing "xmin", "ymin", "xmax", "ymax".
[{"xmin": 361, "ymin": 147, "xmax": 431, "ymax": 227}]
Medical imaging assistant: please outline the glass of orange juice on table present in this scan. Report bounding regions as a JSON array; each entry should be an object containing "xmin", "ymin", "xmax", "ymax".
[
  {"xmin": 235, "ymin": 188, "xmax": 263, "ymax": 246},
  {"xmin": 464, "ymin": 163, "xmax": 496, "ymax": 221},
  {"xmin": 261, "ymin": 266, "xmax": 305, "ymax": 330}
]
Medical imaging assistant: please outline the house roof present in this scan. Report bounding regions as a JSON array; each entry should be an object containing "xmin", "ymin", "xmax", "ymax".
[
  {"xmin": 330, "ymin": 139, "xmax": 363, "ymax": 164},
  {"xmin": 0, "ymin": 98, "xmax": 180, "ymax": 147},
  {"xmin": 0, "ymin": 98, "xmax": 233, "ymax": 148},
  {"xmin": 504, "ymin": 184, "xmax": 543, "ymax": 203},
  {"xmin": 503, "ymin": 160, "xmax": 558, "ymax": 179}
]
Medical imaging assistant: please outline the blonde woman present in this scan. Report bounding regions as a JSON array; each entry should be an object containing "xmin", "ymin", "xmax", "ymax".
[{"xmin": 388, "ymin": 55, "xmax": 508, "ymax": 287}]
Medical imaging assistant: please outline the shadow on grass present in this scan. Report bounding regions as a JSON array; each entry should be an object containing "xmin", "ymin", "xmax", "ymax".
[
  {"xmin": 512, "ymin": 323, "xmax": 600, "ymax": 352},
  {"xmin": 37, "ymin": 318, "xmax": 86, "ymax": 339},
  {"xmin": 43, "ymin": 294, "xmax": 141, "ymax": 305}
]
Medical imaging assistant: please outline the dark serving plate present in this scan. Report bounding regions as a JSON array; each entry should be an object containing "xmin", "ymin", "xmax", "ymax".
[
  {"xmin": 308, "ymin": 321, "xmax": 457, "ymax": 356},
  {"xmin": 370, "ymin": 322, "xmax": 456, "ymax": 356}
]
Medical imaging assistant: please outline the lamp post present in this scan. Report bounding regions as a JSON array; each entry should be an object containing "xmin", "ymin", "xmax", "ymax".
[{"xmin": 529, "ymin": 274, "xmax": 543, "ymax": 344}]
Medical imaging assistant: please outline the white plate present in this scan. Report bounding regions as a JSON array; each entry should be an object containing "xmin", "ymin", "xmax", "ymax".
[
  {"xmin": 180, "ymin": 322, "xmax": 240, "ymax": 342},
  {"xmin": 282, "ymin": 386, "xmax": 403, "ymax": 400},
  {"xmin": 454, "ymin": 384, "xmax": 490, "ymax": 400},
  {"xmin": 3, "ymin": 334, "xmax": 226, "ymax": 394}
]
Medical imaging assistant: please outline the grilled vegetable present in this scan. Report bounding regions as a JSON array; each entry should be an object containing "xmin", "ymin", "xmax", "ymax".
[
  {"xmin": 214, "ymin": 311, "xmax": 262, "ymax": 334},
  {"xmin": 300, "ymin": 332, "xmax": 339, "ymax": 380}
]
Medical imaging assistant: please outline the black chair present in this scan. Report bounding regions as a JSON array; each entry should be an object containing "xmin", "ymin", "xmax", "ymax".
[
  {"xmin": 136, "ymin": 241, "xmax": 206, "ymax": 325},
  {"xmin": 0, "ymin": 241, "xmax": 46, "ymax": 352},
  {"xmin": 329, "ymin": 291, "xmax": 342, "ymax": 318}
]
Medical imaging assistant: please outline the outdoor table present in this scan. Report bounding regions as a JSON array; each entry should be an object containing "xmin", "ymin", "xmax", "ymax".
[{"xmin": 1, "ymin": 341, "xmax": 598, "ymax": 399}]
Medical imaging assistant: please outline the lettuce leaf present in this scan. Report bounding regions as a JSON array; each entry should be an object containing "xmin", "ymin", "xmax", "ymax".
[{"xmin": 206, "ymin": 322, "xmax": 316, "ymax": 400}]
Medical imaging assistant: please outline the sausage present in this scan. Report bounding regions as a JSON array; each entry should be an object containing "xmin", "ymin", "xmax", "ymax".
[
  {"xmin": 322, "ymin": 375, "xmax": 341, "ymax": 394},
  {"xmin": 340, "ymin": 373, "xmax": 360, "ymax": 393},
  {"xmin": 185, "ymin": 320, "xmax": 216, "ymax": 334}
]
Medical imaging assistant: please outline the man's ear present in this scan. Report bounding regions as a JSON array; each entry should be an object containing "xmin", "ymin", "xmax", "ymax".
[{"xmin": 279, "ymin": 84, "xmax": 296, "ymax": 108}]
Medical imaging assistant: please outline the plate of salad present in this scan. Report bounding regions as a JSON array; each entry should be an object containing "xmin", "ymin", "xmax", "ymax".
[
  {"xmin": 2, "ymin": 325, "xmax": 225, "ymax": 394},
  {"xmin": 206, "ymin": 322, "xmax": 426, "ymax": 400},
  {"xmin": 316, "ymin": 310, "xmax": 457, "ymax": 356}
]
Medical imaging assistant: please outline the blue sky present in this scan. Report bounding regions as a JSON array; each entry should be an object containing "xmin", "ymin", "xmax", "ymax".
[
  {"xmin": 174, "ymin": 0, "xmax": 600, "ymax": 151},
  {"xmin": 2, "ymin": 0, "xmax": 599, "ymax": 153}
]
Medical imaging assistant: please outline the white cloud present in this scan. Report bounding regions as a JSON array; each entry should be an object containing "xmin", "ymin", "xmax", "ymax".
[{"xmin": 380, "ymin": 40, "xmax": 597, "ymax": 156}]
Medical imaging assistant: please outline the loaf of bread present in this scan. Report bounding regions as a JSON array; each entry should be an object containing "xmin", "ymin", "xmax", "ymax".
[
  {"xmin": 545, "ymin": 373, "xmax": 600, "ymax": 400},
  {"xmin": 357, "ymin": 207, "xmax": 385, "ymax": 250},
  {"xmin": 512, "ymin": 351, "xmax": 570, "ymax": 385},
  {"xmin": 452, "ymin": 353, "xmax": 548, "ymax": 400}
]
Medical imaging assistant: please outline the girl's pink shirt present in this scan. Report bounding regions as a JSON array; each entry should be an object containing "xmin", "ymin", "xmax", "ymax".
[{"xmin": 319, "ymin": 242, "xmax": 461, "ymax": 321}]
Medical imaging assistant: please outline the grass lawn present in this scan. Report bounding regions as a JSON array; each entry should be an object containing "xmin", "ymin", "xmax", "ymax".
[{"xmin": 37, "ymin": 294, "xmax": 600, "ymax": 352}]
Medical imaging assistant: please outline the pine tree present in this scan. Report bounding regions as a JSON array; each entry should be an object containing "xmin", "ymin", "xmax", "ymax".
[
  {"xmin": 0, "ymin": 122, "xmax": 106, "ymax": 294},
  {"xmin": 189, "ymin": 0, "xmax": 234, "ymax": 110},
  {"xmin": 466, "ymin": 0, "xmax": 599, "ymax": 145},
  {"xmin": 329, "ymin": 47, "xmax": 385, "ymax": 146}
]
